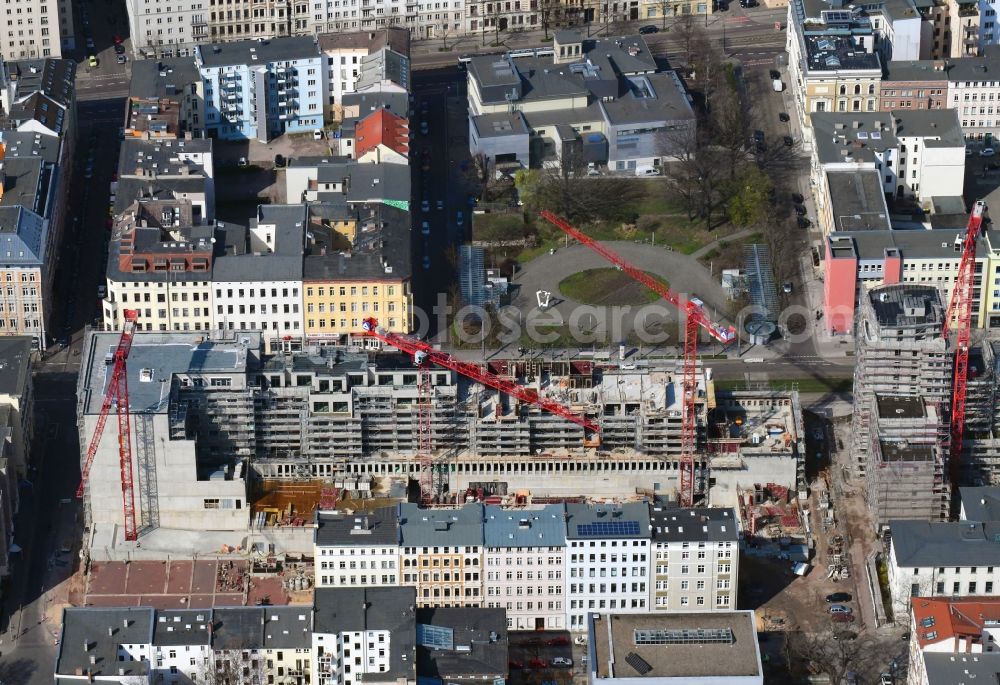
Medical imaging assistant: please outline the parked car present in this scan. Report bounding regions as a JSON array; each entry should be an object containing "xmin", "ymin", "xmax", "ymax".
[
  {"xmin": 783, "ymin": 136, "xmax": 794, "ymax": 147},
  {"xmin": 826, "ymin": 592, "xmax": 852, "ymax": 603},
  {"xmin": 421, "ymin": 199, "xmax": 430, "ymax": 213},
  {"xmin": 783, "ymin": 281, "xmax": 793, "ymax": 294},
  {"xmin": 456, "ymin": 210, "xmax": 464, "ymax": 226},
  {"xmin": 313, "ymin": 129, "xmax": 325, "ymax": 140},
  {"xmin": 790, "ymin": 192, "xmax": 804, "ymax": 204},
  {"xmin": 436, "ymin": 199, "xmax": 444, "ymax": 210},
  {"xmin": 528, "ymin": 658, "xmax": 547, "ymax": 669},
  {"xmin": 966, "ymin": 146, "xmax": 974, "ymax": 156},
  {"xmin": 770, "ymin": 69, "xmax": 781, "ymax": 80},
  {"xmin": 740, "ymin": 0, "xmax": 757, "ymax": 7},
  {"xmin": 551, "ymin": 658, "xmax": 573, "ymax": 668},
  {"xmin": 114, "ymin": 43, "xmax": 125, "ymax": 54},
  {"xmin": 116, "ymin": 54, "xmax": 127, "ymax": 64},
  {"xmin": 880, "ymin": 675, "xmax": 894, "ymax": 685},
  {"xmin": 797, "ymin": 216, "xmax": 812, "ymax": 229},
  {"xmin": 980, "ymin": 147, "xmax": 996, "ymax": 157},
  {"xmin": 237, "ymin": 156, "xmax": 248, "ymax": 167},
  {"xmin": 421, "ymin": 221, "xmax": 430, "ymax": 236},
  {"xmin": 274, "ymin": 154, "xmax": 286, "ymax": 168},
  {"xmin": 114, "ymin": 34, "xmax": 124, "ymax": 44},
  {"xmin": 832, "ymin": 612, "xmax": 856, "ymax": 623},
  {"xmin": 638, "ymin": 24, "xmax": 659, "ymax": 34},
  {"xmin": 547, "ymin": 637, "xmax": 570, "ymax": 646},
  {"xmin": 833, "ymin": 631, "xmax": 858, "ymax": 641},
  {"xmin": 88, "ymin": 55, "xmax": 98, "ymax": 67},
  {"xmin": 794, "ymin": 204, "xmax": 807, "ymax": 216},
  {"xmin": 420, "ymin": 121, "xmax": 429, "ymax": 135},
  {"xmin": 830, "ymin": 604, "xmax": 852, "ymax": 614},
  {"xmin": 778, "ymin": 111, "xmax": 790, "ymax": 122},
  {"xmin": 422, "ymin": 255, "xmax": 431, "ymax": 269},
  {"xmin": 97, "ymin": 285, "xmax": 107, "ymax": 299}
]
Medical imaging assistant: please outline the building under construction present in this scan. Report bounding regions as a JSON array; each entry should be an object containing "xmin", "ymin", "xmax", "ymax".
[
  {"xmin": 77, "ymin": 328, "xmax": 805, "ymax": 552},
  {"xmin": 963, "ymin": 341, "xmax": 1000, "ymax": 485}
]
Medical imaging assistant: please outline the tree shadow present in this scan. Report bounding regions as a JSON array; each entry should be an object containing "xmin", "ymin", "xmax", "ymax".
[{"xmin": 0, "ymin": 657, "xmax": 39, "ymax": 685}]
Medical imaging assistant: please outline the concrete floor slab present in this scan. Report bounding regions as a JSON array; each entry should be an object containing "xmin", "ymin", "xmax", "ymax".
[
  {"xmin": 166, "ymin": 561, "xmax": 193, "ymax": 594},
  {"xmin": 191, "ymin": 560, "xmax": 216, "ymax": 594},
  {"xmin": 88, "ymin": 562, "xmax": 128, "ymax": 595},
  {"xmin": 125, "ymin": 561, "xmax": 167, "ymax": 595}
]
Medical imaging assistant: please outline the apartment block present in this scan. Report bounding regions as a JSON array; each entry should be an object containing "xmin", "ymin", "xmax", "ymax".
[
  {"xmin": 786, "ymin": 0, "xmax": 881, "ymax": 133},
  {"xmin": 849, "ymin": 285, "xmax": 951, "ymax": 478},
  {"xmin": 125, "ymin": 0, "xmax": 209, "ymax": 60},
  {"xmin": 317, "ymin": 29, "xmax": 409, "ymax": 121},
  {"xmin": 314, "ymin": 506, "xmax": 401, "ymax": 588},
  {"xmin": 55, "ymin": 606, "xmax": 313, "ymax": 685},
  {"xmin": 207, "ymin": 0, "xmax": 310, "ymax": 41},
  {"xmin": 399, "ymin": 503, "xmax": 484, "ymax": 608},
  {"xmin": 879, "ymin": 60, "xmax": 949, "ymax": 111},
  {"xmin": 312, "ymin": 587, "xmax": 416, "ymax": 685},
  {"xmin": 649, "ymin": 506, "xmax": 739, "ymax": 613},
  {"xmin": 483, "ymin": 503, "xmax": 566, "ymax": 630},
  {"xmin": 196, "ymin": 37, "xmax": 325, "ymax": 142},
  {"xmin": 907, "ymin": 597, "xmax": 1000, "ymax": 685},
  {"xmin": 467, "ymin": 32, "xmax": 696, "ymax": 173},
  {"xmin": 0, "ymin": 337, "xmax": 32, "ymax": 582},
  {"xmin": 565, "ymin": 502, "xmax": 651, "ymax": 631},
  {"xmin": 588, "ymin": 611, "xmax": 763, "ymax": 685},
  {"xmin": 887, "ymin": 519, "xmax": 1000, "ymax": 616},
  {"xmin": 0, "ymin": 0, "xmax": 63, "ymax": 59},
  {"xmin": 126, "ymin": 57, "xmax": 205, "ymax": 138},
  {"xmin": 863, "ymin": 395, "xmax": 949, "ymax": 529}
]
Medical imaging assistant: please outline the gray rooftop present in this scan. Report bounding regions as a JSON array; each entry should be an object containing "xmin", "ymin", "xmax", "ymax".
[
  {"xmin": 357, "ymin": 47, "xmax": 410, "ymax": 91},
  {"xmin": 342, "ymin": 90, "xmax": 410, "ymax": 118},
  {"xmin": 345, "ymin": 163, "xmax": 411, "ymax": 205},
  {"xmin": 883, "ymin": 59, "xmax": 950, "ymax": 82},
  {"xmin": 2, "ymin": 130, "xmax": 61, "ymax": 164},
  {"xmin": 0, "ymin": 156, "xmax": 45, "ymax": 215},
  {"xmin": 592, "ymin": 611, "xmax": 761, "ymax": 680},
  {"xmin": 0, "ymin": 205, "xmax": 46, "ymax": 265},
  {"xmin": 923, "ymin": 652, "xmax": 1000, "ymax": 685},
  {"xmin": 867, "ymin": 284, "xmax": 945, "ymax": 328},
  {"xmin": 812, "ymin": 112, "xmax": 898, "ymax": 166},
  {"xmin": 197, "ymin": 36, "xmax": 319, "ymax": 69},
  {"xmin": 316, "ymin": 505, "xmax": 400, "ymax": 547},
  {"xmin": 832, "ymin": 227, "xmax": 1000, "ymax": 262},
  {"xmin": 57, "ymin": 607, "xmax": 154, "ymax": 678},
  {"xmin": 0, "ymin": 337, "xmax": 31, "ymax": 397},
  {"xmin": 153, "ymin": 609, "xmax": 212, "ymax": 646},
  {"xmin": 826, "ymin": 170, "xmax": 891, "ymax": 232},
  {"xmin": 212, "ymin": 254, "xmax": 303, "ymax": 282},
  {"xmin": 415, "ymin": 607, "xmax": 508, "ymax": 679},
  {"xmin": 212, "ymin": 608, "xmax": 265, "ymax": 650},
  {"xmin": 303, "ymin": 204, "xmax": 412, "ymax": 283},
  {"xmin": 118, "ymin": 137, "xmax": 213, "ymax": 178},
  {"xmin": 600, "ymin": 72, "xmax": 694, "ymax": 125},
  {"xmin": 398, "ymin": 503, "xmax": 484, "ymax": 548},
  {"xmin": 314, "ymin": 587, "xmax": 416, "ymax": 680},
  {"xmin": 890, "ymin": 519, "xmax": 1000, "ymax": 567},
  {"xmin": 938, "ymin": 52, "xmax": 1000, "ymax": 83},
  {"xmin": 483, "ymin": 504, "xmax": 566, "ymax": 548},
  {"xmin": 81, "ymin": 331, "xmax": 258, "ymax": 415},
  {"xmin": 253, "ymin": 204, "xmax": 307, "ymax": 257},
  {"xmin": 565, "ymin": 502, "xmax": 651, "ymax": 540},
  {"xmin": 129, "ymin": 57, "xmax": 201, "ymax": 100},
  {"xmin": 9, "ymin": 59, "xmax": 76, "ymax": 108},
  {"xmin": 875, "ymin": 395, "xmax": 926, "ymax": 419},
  {"xmin": 263, "ymin": 607, "xmax": 312, "ymax": 649},
  {"xmin": 649, "ymin": 506, "xmax": 740, "ymax": 544},
  {"xmin": 960, "ymin": 487, "xmax": 1000, "ymax": 523},
  {"xmin": 804, "ymin": 36, "xmax": 881, "ymax": 72},
  {"xmin": 470, "ymin": 111, "xmax": 530, "ymax": 140}
]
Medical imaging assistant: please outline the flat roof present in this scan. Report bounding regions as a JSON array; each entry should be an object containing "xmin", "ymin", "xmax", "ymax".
[
  {"xmin": 875, "ymin": 395, "xmax": 926, "ymax": 419},
  {"xmin": 592, "ymin": 611, "xmax": 761, "ymax": 680},
  {"xmin": 129, "ymin": 57, "xmax": 201, "ymax": 101},
  {"xmin": 867, "ymin": 284, "xmax": 944, "ymax": 327},
  {"xmin": 471, "ymin": 111, "xmax": 530, "ymax": 139},
  {"xmin": 415, "ymin": 607, "xmax": 507, "ymax": 678},
  {"xmin": 649, "ymin": 506, "xmax": 740, "ymax": 543},
  {"xmin": 827, "ymin": 170, "xmax": 891, "ymax": 232},
  {"xmin": 197, "ymin": 36, "xmax": 319, "ymax": 68},
  {"xmin": 316, "ymin": 505, "xmax": 400, "ymax": 547},
  {"xmin": 805, "ymin": 36, "xmax": 881, "ymax": 72}
]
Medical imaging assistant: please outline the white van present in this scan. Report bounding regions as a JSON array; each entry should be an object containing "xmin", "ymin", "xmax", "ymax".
[{"xmin": 635, "ymin": 165, "xmax": 659, "ymax": 177}]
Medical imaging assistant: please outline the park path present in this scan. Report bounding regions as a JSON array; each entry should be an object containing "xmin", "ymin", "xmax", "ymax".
[{"xmin": 690, "ymin": 227, "xmax": 758, "ymax": 260}]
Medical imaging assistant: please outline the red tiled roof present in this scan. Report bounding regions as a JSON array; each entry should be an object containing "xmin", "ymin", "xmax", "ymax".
[
  {"xmin": 911, "ymin": 597, "xmax": 1000, "ymax": 650},
  {"xmin": 355, "ymin": 108, "xmax": 409, "ymax": 158}
]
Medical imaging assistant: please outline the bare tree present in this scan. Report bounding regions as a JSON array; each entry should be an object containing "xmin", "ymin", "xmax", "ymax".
[
  {"xmin": 673, "ymin": 13, "xmax": 700, "ymax": 66},
  {"xmin": 659, "ymin": 126, "xmax": 727, "ymax": 230},
  {"xmin": 786, "ymin": 631, "xmax": 888, "ymax": 685}
]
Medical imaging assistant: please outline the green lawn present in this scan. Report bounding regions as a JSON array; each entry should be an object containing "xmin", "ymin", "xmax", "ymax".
[
  {"xmin": 559, "ymin": 268, "xmax": 668, "ymax": 306},
  {"xmin": 472, "ymin": 212, "xmax": 525, "ymax": 243}
]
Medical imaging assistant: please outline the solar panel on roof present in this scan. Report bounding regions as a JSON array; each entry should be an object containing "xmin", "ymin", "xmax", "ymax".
[
  {"xmin": 576, "ymin": 520, "xmax": 641, "ymax": 537},
  {"xmin": 625, "ymin": 653, "xmax": 652, "ymax": 675}
]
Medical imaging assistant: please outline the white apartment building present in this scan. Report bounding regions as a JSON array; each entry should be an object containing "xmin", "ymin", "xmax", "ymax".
[
  {"xmin": 946, "ymin": 54, "xmax": 1000, "ymax": 141},
  {"xmin": 0, "ymin": 0, "xmax": 63, "ymax": 59},
  {"xmin": 887, "ymin": 519, "xmax": 1000, "ymax": 618},
  {"xmin": 318, "ymin": 29, "xmax": 409, "ymax": 121},
  {"xmin": 152, "ymin": 610, "xmax": 213, "ymax": 683},
  {"xmin": 565, "ymin": 502, "xmax": 651, "ymax": 631},
  {"xmin": 483, "ymin": 504, "xmax": 566, "ymax": 631},
  {"xmin": 315, "ymin": 507, "xmax": 401, "ymax": 588},
  {"xmin": 312, "ymin": 587, "xmax": 416, "ymax": 685},
  {"xmin": 399, "ymin": 503, "xmax": 484, "ymax": 608},
  {"xmin": 125, "ymin": 0, "xmax": 210, "ymax": 59},
  {"xmin": 649, "ymin": 506, "xmax": 739, "ymax": 613},
  {"xmin": 212, "ymin": 205, "xmax": 306, "ymax": 346}
]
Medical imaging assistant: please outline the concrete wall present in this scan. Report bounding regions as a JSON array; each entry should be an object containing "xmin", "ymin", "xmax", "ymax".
[{"xmin": 708, "ymin": 455, "xmax": 799, "ymax": 508}]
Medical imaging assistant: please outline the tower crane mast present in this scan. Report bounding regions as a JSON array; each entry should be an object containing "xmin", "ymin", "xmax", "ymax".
[
  {"xmin": 77, "ymin": 309, "xmax": 140, "ymax": 542},
  {"xmin": 942, "ymin": 200, "xmax": 987, "ymax": 495},
  {"xmin": 539, "ymin": 211, "xmax": 735, "ymax": 507}
]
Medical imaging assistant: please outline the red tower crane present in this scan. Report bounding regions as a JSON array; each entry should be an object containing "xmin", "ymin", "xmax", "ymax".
[
  {"xmin": 539, "ymin": 210, "xmax": 736, "ymax": 507},
  {"xmin": 942, "ymin": 200, "xmax": 987, "ymax": 494},
  {"xmin": 77, "ymin": 309, "xmax": 140, "ymax": 542},
  {"xmin": 361, "ymin": 318, "xmax": 600, "ymax": 500}
]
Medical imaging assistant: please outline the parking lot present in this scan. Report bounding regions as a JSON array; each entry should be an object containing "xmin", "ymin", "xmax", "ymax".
[{"xmin": 507, "ymin": 631, "xmax": 577, "ymax": 685}]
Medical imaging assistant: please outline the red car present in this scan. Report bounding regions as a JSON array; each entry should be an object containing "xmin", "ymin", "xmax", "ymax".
[
  {"xmin": 528, "ymin": 658, "xmax": 547, "ymax": 669},
  {"xmin": 546, "ymin": 637, "xmax": 570, "ymax": 646},
  {"xmin": 831, "ymin": 613, "xmax": 856, "ymax": 623},
  {"xmin": 114, "ymin": 35, "xmax": 124, "ymax": 44}
]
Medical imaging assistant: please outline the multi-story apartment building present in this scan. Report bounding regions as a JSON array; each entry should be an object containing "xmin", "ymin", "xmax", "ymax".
[
  {"xmin": 0, "ymin": 337, "xmax": 32, "ymax": 580},
  {"xmin": 196, "ymin": 37, "xmax": 325, "ymax": 142},
  {"xmin": 56, "ymin": 606, "xmax": 313, "ymax": 685},
  {"xmin": 810, "ymin": 110, "xmax": 965, "ymax": 212},
  {"xmin": 312, "ymin": 587, "xmax": 416, "ymax": 685},
  {"xmin": 887, "ymin": 518, "xmax": 1000, "ymax": 616},
  {"xmin": 786, "ymin": 0, "xmax": 882, "ymax": 133},
  {"xmin": 315, "ymin": 506, "xmax": 401, "ymax": 588},
  {"xmin": 125, "ymin": 0, "xmax": 209, "ymax": 60},
  {"xmin": 945, "ymin": 52, "xmax": 1000, "ymax": 141},
  {"xmin": 207, "ymin": 0, "xmax": 310, "ymax": 41},
  {"xmin": 649, "ymin": 506, "xmax": 739, "ymax": 613},
  {"xmin": 303, "ymin": 204, "xmax": 414, "ymax": 338},
  {"xmin": 483, "ymin": 504, "xmax": 566, "ymax": 630},
  {"xmin": 466, "ymin": 32, "xmax": 696, "ymax": 173},
  {"xmin": 113, "ymin": 137, "xmax": 215, "ymax": 220},
  {"xmin": 848, "ymin": 285, "xmax": 952, "ymax": 478},
  {"xmin": 399, "ymin": 502, "xmax": 484, "ymax": 608},
  {"xmin": 565, "ymin": 502, "xmax": 650, "ymax": 631},
  {"xmin": 907, "ymin": 597, "xmax": 1000, "ymax": 685},
  {"xmin": 317, "ymin": 29, "xmax": 409, "ymax": 120},
  {"xmin": 126, "ymin": 57, "xmax": 205, "ymax": 138},
  {"xmin": 212, "ymin": 204, "xmax": 307, "ymax": 347},
  {"xmin": 637, "ymin": 0, "xmax": 712, "ymax": 26},
  {"xmin": 0, "ymin": 0, "xmax": 64, "ymax": 59},
  {"xmin": 879, "ymin": 60, "xmax": 949, "ymax": 111}
]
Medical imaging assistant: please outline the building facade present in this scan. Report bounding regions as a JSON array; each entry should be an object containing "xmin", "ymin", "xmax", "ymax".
[
  {"xmin": 483, "ymin": 504, "xmax": 566, "ymax": 630},
  {"xmin": 315, "ymin": 506, "xmax": 401, "ymax": 588},
  {"xmin": 399, "ymin": 503, "xmax": 484, "ymax": 608},
  {"xmin": 125, "ymin": 0, "xmax": 209, "ymax": 59},
  {"xmin": 0, "ymin": 0, "xmax": 63, "ymax": 59}
]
